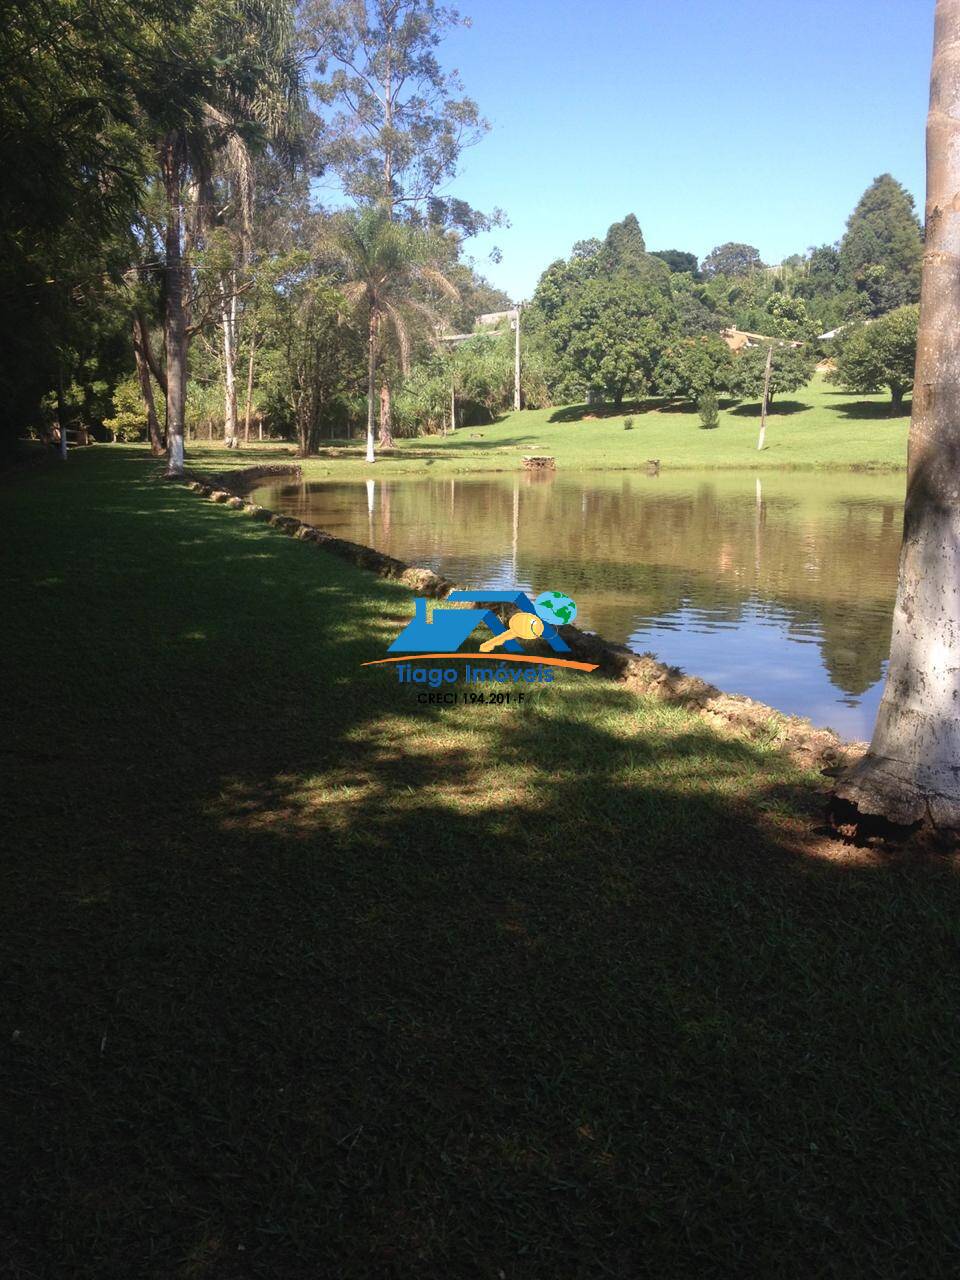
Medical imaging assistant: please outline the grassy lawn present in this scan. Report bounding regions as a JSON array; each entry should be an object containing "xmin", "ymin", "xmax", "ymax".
[
  {"xmin": 190, "ymin": 374, "xmax": 910, "ymax": 479},
  {"xmin": 3, "ymin": 448, "xmax": 958, "ymax": 1278}
]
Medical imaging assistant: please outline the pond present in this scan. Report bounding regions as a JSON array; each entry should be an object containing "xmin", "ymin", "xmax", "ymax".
[{"xmin": 251, "ymin": 469, "xmax": 906, "ymax": 740}]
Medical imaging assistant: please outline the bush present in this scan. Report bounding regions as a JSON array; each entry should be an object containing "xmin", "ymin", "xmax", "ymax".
[
  {"xmin": 102, "ymin": 377, "xmax": 147, "ymax": 442},
  {"xmin": 697, "ymin": 389, "xmax": 720, "ymax": 429}
]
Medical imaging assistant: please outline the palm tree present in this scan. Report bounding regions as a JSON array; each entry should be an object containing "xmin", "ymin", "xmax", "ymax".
[
  {"xmin": 834, "ymin": 0, "xmax": 960, "ymax": 836},
  {"xmin": 158, "ymin": 0, "xmax": 303, "ymax": 475},
  {"xmin": 318, "ymin": 208, "xmax": 459, "ymax": 463}
]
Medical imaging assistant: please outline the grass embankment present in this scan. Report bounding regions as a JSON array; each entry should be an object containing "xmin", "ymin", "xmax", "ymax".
[
  {"xmin": 191, "ymin": 374, "xmax": 910, "ymax": 479},
  {"xmin": 3, "ymin": 448, "xmax": 958, "ymax": 1278}
]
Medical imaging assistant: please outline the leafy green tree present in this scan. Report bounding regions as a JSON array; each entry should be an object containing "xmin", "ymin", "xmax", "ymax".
[
  {"xmin": 763, "ymin": 292, "xmax": 815, "ymax": 341},
  {"xmin": 529, "ymin": 214, "xmax": 677, "ymax": 405},
  {"xmin": 828, "ymin": 305, "xmax": 918, "ymax": 412},
  {"xmin": 445, "ymin": 265, "xmax": 513, "ymax": 333},
  {"xmin": 0, "ymin": 0, "xmax": 199, "ymax": 455},
  {"xmin": 103, "ymin": 377, "xmax": 149, "ymax": 442},
  {"xmin": 303, "ymin": 0, "xmax": 499, "ymax": 442},
  {"xmin": 256, "ymin": 249, "xmax": 362, "ymax": 452},
  {"xmin": 669, "ymin": 273, "xmax": 729, "ymax": 336},
  {"xmin": 318, "ymin": 207, "xmax": 457, "ymax": 459},
  {"xmin": 730, "ymin": 343, "xmax": 816, "ymax": 405},
  {"xmin": 651, "ymin": 249, "xmax": 699, "ymax": 276},
  {"xmin": 839, "ymin": 174, "xmax": 923, "ymax": 316},
  {"xmin": 656, "ymin": 335, "xmax": 735, "ymax": 402},
  {"xmin": 599, "ymin": 214, "xmax": 647, "ymax": 273},
  {"xmin": 552, "ymin": 275, "xmax": 675, "ymax": 409},
  {"xmin": 304, "ymin": 0, "xmax": 498, "ymax": 234},
  {"xmin": 701, "ymin": 242, "xmax": 763, "ymax": 279},
  {"xmin": 154, "ymin": 0, "xmax": 304, "ymax": 474}
]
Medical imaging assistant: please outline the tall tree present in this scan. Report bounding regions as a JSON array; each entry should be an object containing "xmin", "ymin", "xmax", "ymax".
[
  {"xmin": 550, "ymin": 275, "xmax": 675, "ymax": 409},
  {"xmin": 839, "ymin": 174, "xmax": 923, "ymax": 316},
  {"xmin": 304, "ymin": 0, "xmax": 498, "ymax": 233},
  {"xmin": 834, "ymin": 0, "xmax": 960, "ymax": 835},
  {"xmin": 157, "ymin": 0, "xmax": 303, "ymax": 475},
  {"xmin": 318, "ymin": 207, "xmax": 457, "ymax": 462},
  {"xmin": 600, "ymin": 213, "xmax": 647, "ymax": 274},
  {"xmin": 304, "ymin": 0, "xmax": 500, "ymax": 443},
  {"xmin": 0, "ymin": 0, "xmax": 194, "ymax": 455},
  {"xmin": 701, "ymin": 242, "xmax": 763, "ymax": 279}
]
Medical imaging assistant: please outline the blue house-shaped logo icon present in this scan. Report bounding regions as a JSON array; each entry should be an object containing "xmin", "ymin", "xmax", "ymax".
[{"xmin": 388, "ymin": 590, "xmax": 571, "ymax": 654}]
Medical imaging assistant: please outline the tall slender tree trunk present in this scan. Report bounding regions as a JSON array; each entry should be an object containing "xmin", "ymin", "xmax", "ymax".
[
  {"xmin": 136, "ymin": 307, "xmax": 166, "ymax": 395},
  {"xmin": 244, "ymin": 328, "xmax": 257, "ymax": 444},
  {"xmin": 220, "ymin": 272, "xmax": 239, "ymax": 447},
  {"xmin": 161, "ymin": 134, "xmax": 188, "ymax": 476},
  {"xmin": 56, "ymin": 357, "xmax": 68, "ymax": 460},
  {"xmin": 757, "ymin": 345, "xmax": 773, "ymax": 450},
  {"xmin": 835, "ymin": 0, "xmax": 960, "ymax": 833},
  {"xmin": 366, "ymin": 310, "xmax": 378, "ymax": 464},
  {"xmin": 133, "ymin": 314, "xmax": 165, "ymax": 455},
  {"xmin": 379, "ymin": 382, "xmax": 394, "ymax": 448},
  {"xmin": 513, "ymin": 305, "xmax": 521, "ymax": 411}
]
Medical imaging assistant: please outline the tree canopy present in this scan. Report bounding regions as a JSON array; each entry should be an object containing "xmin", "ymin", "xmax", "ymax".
[
  {"xmin": 729, "ymin": 343, "xmax": 816, "ymax": 405},
  {"xmin": 701, "ymin": 242, "xmax": 763, "ymax": 279},
  {"xmin": 839, "ymin": 174, "xmax": 923, "ymax": 316},
  {"xmin": 829, "ymin": 305, "xmax": 919, "ymax": 411}
]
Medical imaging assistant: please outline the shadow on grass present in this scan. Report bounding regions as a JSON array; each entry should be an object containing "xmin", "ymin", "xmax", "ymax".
[
  {"xmin": 2, "ymin": 447, "xmax": 959, "ymax": 1279},
  {"xmin": 728, "ymin": 400, "xmax": 809, "ymax": 418},
  {"xmin": 829, "ymin": 399, "xmax": 911, "ymax": 420},
  {"xmin": 548, "ymin": 399, "xmax": 665, "ymax": 423}
]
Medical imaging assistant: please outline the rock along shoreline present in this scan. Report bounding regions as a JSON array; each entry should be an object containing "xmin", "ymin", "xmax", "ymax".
[{"xmin": 184, "ymin": 462, "xmax": 864, "ymax": 772}]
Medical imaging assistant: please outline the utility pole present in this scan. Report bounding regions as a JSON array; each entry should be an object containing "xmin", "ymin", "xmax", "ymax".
[
  {"xmin": 757, "ymin": 345, "xmax": 773, "ymax": 451},
  {"xmin": 513, "ymin": 304, "xmax": 521, "ymax": 412}
]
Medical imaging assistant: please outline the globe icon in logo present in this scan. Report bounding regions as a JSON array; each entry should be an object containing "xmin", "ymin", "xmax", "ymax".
[{"xmin": 533, "ymin": 590, "xmax": 577, "ymax": 628}]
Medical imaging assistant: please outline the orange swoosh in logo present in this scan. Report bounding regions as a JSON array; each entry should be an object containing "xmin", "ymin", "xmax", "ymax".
[{"xmin": 361, "ymin": 653, "xmax": 598, "ymax": 672}]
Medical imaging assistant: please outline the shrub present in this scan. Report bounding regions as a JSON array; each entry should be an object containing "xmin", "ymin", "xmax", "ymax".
[
  {"xmin": 697, "ymin": 389, "xmax": 720, "ymax": 429},
  {"xmin": 103, "ymin": 377, "xmax": 147, "ymax": 442}
]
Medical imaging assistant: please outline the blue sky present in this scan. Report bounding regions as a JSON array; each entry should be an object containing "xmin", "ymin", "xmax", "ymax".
[{"xmin": 383, "ymin": 0, "xmax": 932, "ymax": 301}]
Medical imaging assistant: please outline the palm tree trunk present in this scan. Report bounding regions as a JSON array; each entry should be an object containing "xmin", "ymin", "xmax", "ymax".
[
  {"xmin": 379, "ymin": 381, "xmax": 394, "ymax": 448},
  {"xmin": 161, "ymin": 134, "xmax": 187, "ymax": 476},
  {"xmin": 834, "ymin": 0, "xmax": 960, "ymax": 833},
  {"xmin": 133, "ymin": 314, "xmax": 165, "ymax": 455},
  {"xmin": 366, "ymin": 310, "xmax": 378, "ymax": 464}
]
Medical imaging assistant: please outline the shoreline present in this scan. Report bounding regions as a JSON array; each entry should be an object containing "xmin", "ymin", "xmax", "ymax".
[
  {"xmin": 187, "ymin": 445, "xmax": 907, "ymax": 478},
  {"xmin": 187, "ymin": 462, "xmax": 866, "ymax": 772}
]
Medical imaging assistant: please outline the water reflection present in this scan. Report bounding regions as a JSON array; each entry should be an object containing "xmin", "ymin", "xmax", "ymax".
[{"xmin": 253, "ymin": 470, "xmax": 905, "ymax": 739}]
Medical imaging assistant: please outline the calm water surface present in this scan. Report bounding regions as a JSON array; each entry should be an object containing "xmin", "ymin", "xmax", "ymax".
[{"xmin": 253, "ymin": 470, "xmax": 905, "ymax": 739}]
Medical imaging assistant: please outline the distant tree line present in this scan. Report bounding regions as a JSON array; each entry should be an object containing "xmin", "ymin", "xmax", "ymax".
[
  {"xmin": 523, "ymin": 174, "xmax": 923, "ymax": 414},
  {"xmin": 1, "ymin": 0, "xmax": 924, "ymax": 468}
]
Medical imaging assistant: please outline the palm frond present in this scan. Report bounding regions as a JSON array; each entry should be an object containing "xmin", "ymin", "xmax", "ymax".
[{"xmin": 381, "ymin": 299, "xmax": 412, "ymax": 374}]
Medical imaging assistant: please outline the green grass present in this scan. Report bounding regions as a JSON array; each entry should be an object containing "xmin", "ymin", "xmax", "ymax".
[
  {"xmin": 191, "ymin": 374, "xmax": 910, "ymax": 480},
  {"xmin": 3, "ymin": 448, "xmax": 958, "ymax": 1278}
]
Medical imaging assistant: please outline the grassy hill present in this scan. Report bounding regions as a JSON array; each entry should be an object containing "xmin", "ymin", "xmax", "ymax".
[{"xmin": 190, "ymin": 374, "xmax": 910, "ymax": 478}]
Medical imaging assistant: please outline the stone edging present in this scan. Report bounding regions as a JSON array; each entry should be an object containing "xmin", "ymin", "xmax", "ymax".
[{"xmin": 184, "ymin": 463, "xmax": 863, "ymax": 771}]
